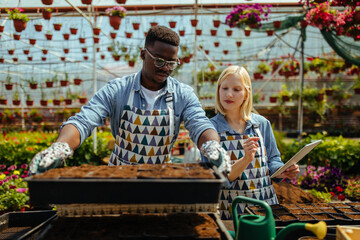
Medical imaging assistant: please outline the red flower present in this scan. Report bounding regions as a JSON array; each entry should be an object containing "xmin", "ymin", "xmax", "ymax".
[
  {"xmin": 3, "ymin": 170, "xmax": 10, "ymax": 175},
  {"xmin": 335, "ymin": 186, "xmax": 343, "ymax": 192},
  {"xmin": 338, "ymin": 194, "xmax": 345, "ymax": 201},
  {"xmin": 9, "ymin": 185, "xmax": 17, "ymax": 189},
  {"xmin": 330, "ymin": 191, "xmax": 335, "ymax": 197}
]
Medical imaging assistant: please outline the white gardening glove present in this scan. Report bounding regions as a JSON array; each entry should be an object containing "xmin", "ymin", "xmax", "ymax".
[
  {"xmin": 200, "ymin": 140, "xmax": 231, "ymax": 174},
  {"xmin": 29, "ymin": 142, "xmax": 73, "ymax": 175}
]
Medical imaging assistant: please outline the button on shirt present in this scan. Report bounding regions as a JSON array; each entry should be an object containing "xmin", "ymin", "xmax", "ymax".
[{"xmin": 62, "ymin": 70, "xmax": 216, "ymax": 146}]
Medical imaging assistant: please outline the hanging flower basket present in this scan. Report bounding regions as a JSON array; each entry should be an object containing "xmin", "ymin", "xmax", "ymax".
[
  {"xmin": 210, "ymin": 29, "xmax": 217, "ymax": 36},
  {"xmin": 282, "ymin": 95, "xmax": 290, "ymax": 102},
  {"xmin": 60, "ymin": 80, "xmax": 69, "ymax": 87},
  {"xmin": 213, "ymin": 19, "xmax": 221, "ymax": 28},
  {"xmin": 13, "ymin": 34, "xmax": 21, "ymax": 40},
  {"xmin": 273, "ymin": 21, "xmax": 282, "ymax": 28},
  {"xmin": 169, "ymin": 21, "xmax": 176, "ymax": 28},
  {"xmin": 244, "ymin": 29, "xmax": 251, "ymax": 36},
  {"xmin": 5, "ymin": 84, "xmax": 13, "ymax": 90},
  {"xmin": 150, "ymin": 22, "xmax": 158, "ymax": 27},
  {"xmin": 70, "ymin": 27, "xmax": 78, "ymax": 35},
  {"xmin": 183, "ymin": 56, "xmax": 191, "ymax": 63},
  {"xmin": 109, "ymin": 16, "xmax": 121, "ymax": 30},
  {"xmin": 79, "ymin": 97, "xmax": 87, "ymax": 104},
  {"xmin": 190, "ymin": 19, "xmax": 198, "ymax": 27},
  {"xmin": 26, "ymin": 100, "xmax": 34, "ymax": 106},
  {"xmin": 0, "ymin": 99, "xmax": 7, "ymax": 105},
  {"xmin": 29, "ymin": 83, "xmax": 38, "ymax": 89},
  {"xmin": 53, "ymin": 23, "xmax": 62, "ymax": 31},
  {"xmin": 125, "ymin": 32, "xmax": 133, "ymax": 38},
  {"xmin": 8, "ymin": 49, "xmax": 15, "ymax": 55},
  {"xmin": 269, "ymin": 96, "xmax": 278, "ymax": 103},
  {"xmin": 42, "ymin": 11, "xmax": 52, "ymax": 20},
  {"xmin": 196, "ymin": 29, "xmax": 202, "ymax": 36},
  {"xmin": 81, "ymin": 0, "xmax": 92, "ymax": 4},
  {"xmin": 27, "ymin": 56, "xmax": 33, "ymax": 61},
  {"xmin": 63, "ymin": 48, "xmax": 69, "ymax": 54},
  {"xmin": 132, "ymin": 22, "xmax": 140, "ymax": 30},
  {"xmin": 93, "ymin": 37, "xmax": 100, "ymax": 43},
  {"xmin": 74, "ymin": 78, "xmax": 82, "ymax": 85},
  {"xmin": 63, "ymin": 33, "xmax": 70, "ymax": 40},
  {"xmin": 254, "ymin": 73, "xmax": 263, "ymax": 80},
  {"xmin": 53, "ymin": 99, "xmax": 61, "ymax": 106},
  {"xmin": 13, "ymin": 19, "xmax": 27, "ymax": 32},
  {"xmin": 29, "ymin": 39, "xmax": 36, "ymax": 45},
  {"xmin": 34, "ymin": 24, "xmax": 43, "ymax": 31},
  {"xmin": 110, "ymin": 32, "xmax": 117, "ymax": 39},
  {"xmin": 266, "ymin": 29, "xmax": 274, "ymax": 36},
  {"xmin": 226, "ymin": 4, "xmax": 272, "ymax": 28},
  {"xmin": 45, "ymin": 34, "xmax": 53, "ymax": 40},
  {"xmin": 179, "ymin": 30, "xmax": 185, "ymax": 36},
  {"xmin": 93, "ymin": 28, "xmax": 101, "ymax": 35},
  {"xmin": 42, "ymin": 0, "xmax": 53, "ymax": 5},
  {"xmin": 236, "ymin": 41, "xmax": 242, "ymax": 47},
  {"xmin": 13, "ymin": 100, "xmax": 21, "ymax": 106},
  {"xmin": 46, "ymin": 81, "xmax": 54, "ymax": 88},
  {"xmin": 0, "ymin": 26, "xmax": 4, "ymax": 32},
  {"xmin": 40, "ymin": 100, "xmax": 48, "ymax": 106},
  {"xmin": 214, "ymin": 42, "xmax": 220, "ymax": 47},
  {"xmin": 128, "ymin": 60, "xmax": 135, "ymax": 67},
  {"xmin": 79, "ymin": 37, "xmax": 85, "ymax": 43},
  {"xmin": 64, "ymin": 99, "xmax": 72, "ymax": 105}
]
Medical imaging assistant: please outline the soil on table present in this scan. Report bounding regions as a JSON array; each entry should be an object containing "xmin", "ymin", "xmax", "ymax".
[{"xmin": 273, "ymin": 181, "xmax": 324, "ymax": 204}]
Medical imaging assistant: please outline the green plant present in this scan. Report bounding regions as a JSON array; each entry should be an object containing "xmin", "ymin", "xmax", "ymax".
[
  {"xmin": 255, "ymin": 61, "xmax": 271, "ymax": 74},
  {"xmin": 6, "ymin": 75, "xmax": 12, "ymax": 84},
  {"xmin": 26, "ymin": 94, "xmax": 32, "ymax": 101},
  {"xmin": 308, "ymin": 189, "xmax": 332, "ymax": 203},
  {"xmin": 105, "ymin": 5, "xmax": 127, "ymax": 18},
  {"xmin": 6, "ymin": 8, "xmax": 29, "ymax": 23},
  {"xmin": 352, "ymin": 74, "xmax": 360, "ymax": 89},
  {"xmin": 345, "ymin": 177, "xmax": 360, "ymax": 200},
  {"xmin": 66, "ymin": 89, "xmax": 78, "ymax": 100},
  {"xmin": 26, "ymin": 77, "xmax": 37, "ymax": 84},
  {"xmin": 45, "ymin": 8, "xmax": 53, "ymax": 12},
  {"xmin": 13, "ymin": 90, "xmax": 20, "ymax": 100}
]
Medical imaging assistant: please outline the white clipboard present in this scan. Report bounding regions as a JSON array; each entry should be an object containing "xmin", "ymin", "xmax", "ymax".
[{"xmin": 271, "ymin": 140, "xmax": 322, "ymax": 178}]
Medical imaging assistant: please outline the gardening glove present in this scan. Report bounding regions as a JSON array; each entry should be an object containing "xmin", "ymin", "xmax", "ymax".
[
  {"xmin": 200, "ymin": 140, "xmax": 231, "ymax": 174},
  {"xmin": 29, "ymin": 142, "xmax": 73, "ymax": 175}
]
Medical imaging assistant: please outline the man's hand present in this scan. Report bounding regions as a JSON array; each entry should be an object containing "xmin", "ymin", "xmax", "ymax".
[
  {"xmin": 278, "ymin": 164, "xmax": 300, "ymax": 179},
  {"xmin": 29, "ymin": 142, "xmax": 73, "ymax": 175},
  {"xmin": 200, "ymin": 140, "xmax": 231, "ymax": 174}
]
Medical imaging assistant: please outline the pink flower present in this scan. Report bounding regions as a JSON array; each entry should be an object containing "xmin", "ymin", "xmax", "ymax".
[
  {"xmin": 7, "ymin": 165, "xmax": 17, "ymax": 171},
  {"xmin": 24, "ymin": 170, "xmax": 28, "ymax": 174},
  {"xmin": 0, "ymin": 180, "xmax": 4, "ymax": 186},
  {"xmin": 21, "ymin": 174, "xmax": 28, "ymax": 178},
  {"xmin": 20, "ymin": 163, "xmax": 28, "ymax": 169},
  {"xmin": 16, "ymin": 188, "xmax": 28, "ymax": 193},
  {"xmin": 12, "ymin": 175, "xmax": 19, "ymax": 179},
  {"xmin": 4, "ymin": 170, "xmax": 10, "ymax": 175},
  {"xmin": 0, "ymin": 164, "xmax": 6, "ymax": 170}
]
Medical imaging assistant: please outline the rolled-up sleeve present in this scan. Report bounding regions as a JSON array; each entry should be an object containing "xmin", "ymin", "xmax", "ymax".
[{"xmin": 177, "ymin": 84, "xmax": 216, "ymax": 145}]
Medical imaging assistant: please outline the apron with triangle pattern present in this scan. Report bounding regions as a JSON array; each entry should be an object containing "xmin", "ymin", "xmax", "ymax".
[
  {"xmin": 109, "ymin": 86, "xmax": 176, "ymax": 165},
  {"xmin": 218, "ymin": 124, "xmax": 278, "ymax": 220}
]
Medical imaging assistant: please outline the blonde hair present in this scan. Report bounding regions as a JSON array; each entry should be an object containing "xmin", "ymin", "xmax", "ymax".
[{"xmin": 214, "ymin": 65, "xmax": 253, "ymax": 121}]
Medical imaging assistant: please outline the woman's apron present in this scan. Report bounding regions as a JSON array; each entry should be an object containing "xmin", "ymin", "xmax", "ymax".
[
  {"xmin": 109, "ymin": 87, "xmax": 176, "ymax": 165},
  {"xmin": 219, "ymin": 124, "xmax": 278, "ymax": 220}
]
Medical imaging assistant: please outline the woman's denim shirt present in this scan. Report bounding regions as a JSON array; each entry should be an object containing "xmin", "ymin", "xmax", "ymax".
[
  {"xmin": 62, "ymin": 70, "xmax": 215, "ymax": 147},
  {"xmin": 207, "ymin": 113, "xmax": 284, "ymax": 177}
]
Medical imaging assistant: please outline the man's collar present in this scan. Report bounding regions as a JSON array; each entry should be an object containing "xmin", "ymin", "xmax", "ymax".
[{"xmin": 134, "ymin": 69, "xmax": 174, "ymax": 93}]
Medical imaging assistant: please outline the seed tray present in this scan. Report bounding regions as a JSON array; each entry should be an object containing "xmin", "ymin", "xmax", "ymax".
[
  {"xmin": 0, "ymin": 210, "xmax": 56, "ymax": 240},
  {"xmin": 25, "ymin": 164, "xmax": 225, "ymax": 205},
  {"xmin": 35, "ymin": 213, "xmax": 232, "ymax": 240}
]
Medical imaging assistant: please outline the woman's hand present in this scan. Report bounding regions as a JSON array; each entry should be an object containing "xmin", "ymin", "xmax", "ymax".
[
  {"xmin": 278, "ymin": 164, "xmax": 300, "ymax": 179},
  {"xmin": 243, "ymin": 137, "xmax": 260, "ymax": 162}
]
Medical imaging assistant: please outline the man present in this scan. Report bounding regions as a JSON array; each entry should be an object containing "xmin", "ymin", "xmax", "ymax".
[{"xmin": 30, "ymin": 25, "xmax": 230, "ymax": 174}]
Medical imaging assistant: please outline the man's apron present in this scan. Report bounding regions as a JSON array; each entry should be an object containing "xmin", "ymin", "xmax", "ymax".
[
  {"xmin": 219, "ymin": 124, "xmax": 278, "ymax": 220},
  {"xmin": 109, "ymin": 87, "xmax": 176, "ymax": 165}
]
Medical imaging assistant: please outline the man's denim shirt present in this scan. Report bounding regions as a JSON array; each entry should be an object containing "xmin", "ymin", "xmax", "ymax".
[
  {"xmin": 62, "ymin": 70, "xmax": 216, "ymax": 147},
  {"xmin": 208, "ymin": 113, "xmax": 284, "ymax": 182}
]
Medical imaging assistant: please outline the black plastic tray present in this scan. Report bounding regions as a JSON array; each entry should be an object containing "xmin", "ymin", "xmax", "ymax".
[
  {"xmin": 25, "ymin": 166, "xmax": 226, "ymax": 205},
  {"xmin": 0, "ymin": 210, "xmax": 56, "ymax": 240},
  {"xmin": 36, "ymin": 213, "xmax": 232, "ymax": 240}
]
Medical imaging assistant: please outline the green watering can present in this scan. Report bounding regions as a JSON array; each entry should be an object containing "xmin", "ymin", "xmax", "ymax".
[{"xmin": 229, "ymin": 196, "xmax": 327, "ymax": 240}]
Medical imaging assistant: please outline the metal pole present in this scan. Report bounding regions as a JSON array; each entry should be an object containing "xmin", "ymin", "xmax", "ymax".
[
  {"xmin": 297, "ymin": 29, "xmax": 305, "ymax": 141},
  {"xmin": 193, "ymin": 0, "xmax": 198, "ymax": 95},
  {"xmin": 91, "ymin": 3, "xmax": 97, "ymax": 153}
]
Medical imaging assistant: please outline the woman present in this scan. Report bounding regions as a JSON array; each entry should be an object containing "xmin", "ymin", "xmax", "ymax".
[{"xmin": 209, "ymin": 65, "xmax": 299, "ymax": 220}]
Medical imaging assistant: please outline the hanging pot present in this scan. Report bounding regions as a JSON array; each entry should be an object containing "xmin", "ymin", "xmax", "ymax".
[
  {"xmin": 210, "ymin": 29, "xmax": 217, "ymax": 36},
  {"xmin": 116, "ymin": 0, "xmax": 127, "ymax": 3},
  {"xmin": 93, "ymin": 37, "xmax": 100, "ymax": 43},
  {"xmin": 253, "ymin": 73, "xmax": 263, "ymax": 80},
  {"xmin": 29, "ymin": 83, "xmax": 38, "ymax": 89},
  {"xmin": 12, "ymin": 58, "xmax": 18, "ymax": 62},
  {"xmin": 269, "ymin": 96, "xmax": 278, "ymax": 103},
  {"xmin": 26, "ymin": 100, "xmax": 34, "ymax": 106},
  {"xmin": 42, "ymin": 49, "xmax": 48, "ymax": 54},
  {"xmin": 13, "ymin": 20, "xmax": 27, "ymax": 32},
  {"xmin": 236, "ymin": 41, "xmax": 242, "ymax": 47},
  {"xmin": 53, "ymin": 23, "xmax": 62, "ymax": 31},
  {"xmin": 93, "ymin": 28, "xmax": 101, "ymax": 35},
  {"xmin": 42, "ymin": 11, "xmax": 52, "ymax": 20},
  {"xmin": 223, "ymin": 50, "xmax": 229, "ymax": 55},
  {"xmin": 27, "ymin": 56, "xmax": 33, "ymax": 61},
  {"xmin": 79, "ymin": 37, "xmax": 86, "ymax": 43},
  {"xmin": 53, "ymin": 99, "xmax": 61, "ymax": 105},
  {"xmin": 13, "ymin": 100, "xmax": 21, "ymax": 106},
  {"xmin": 64, "ymin": 99, "xmax": 72, "ymax": 105},
  {"xmin": 41, "ymin": 57, "xmax": 47, "ymax": 61},
  {"xmin": 46, "ymin": 81, "xmax": 54, "ymax": 88},
  {"xmin": 169, "ymin": 21, "xmax": 176, "ymax": 28},
  {"xmin": 113, "ymin": 55, "xmax": 120, "ymax": 61},
  {"xmin": 79, "ymin": 97, "xmax": 87, "ymax": 104},
  {"xmin": 128, "ymin": 60, "xmax": 135, "ymax": 67},
  {"xmin": 226, "ymin": 29, "xmax": 233, "ymax": 37},
  {"xmin": 110, "ymin": 32, "xmax": 117, "ymax": 39},
  {"xmin": 81, "ymin": 0, "xmax": 92, "ymax": 4},
  {"xmin": 42, "ymin": 0, "xmax": 53, "ymax": 5},
  {"xmin": 60, "ymin": 80, "xmax": 69, "ymax": 86},
  {"xmin": 74, "ymin": 78, "xmax": 82, "ymax": 85},
  {"xmin": 29, "ymin": 39, "xmax": 36, "ymax": 45},
  {"xmin": 0, "ymin": 26, "xmax": 4, "ymax": 32},
  {"xmin": 0, "ymin": 99, "xmax": 7, "ymax": 105},
  {"xmin": 13, "ymin": 34, "xmax": 21, "ymax": 40},
  {"xmin": 5, "ymin": 84, "xmax": 13, "ymax": 90},
  {"xmin": 0, "ymin": 58, "xmax": 4, "ymax": 63},
  {"xmin": 8, "ymin": 49, "xmax": 15, "ymax": 55},
  {"xmin": 125, "ymin": 32, "xmax": 132, "ymax": 38},
  {"xmin": 190, "ymin": 19, "xmax": 198, "ymax": 27},
  {"xmin": 150, "ymin": 22, "xmax": 158, "ymax": 27},
  {"xmin": 132, "ymin": 22, "xmax": 140, "ymax": 30},
  {"xmin": 63, "ymin": 48, "xmax": 69, "ymax": 54},
  {"xmin": 83, "ymin": 56, "xmax": 88, "ymax": 60},
  {"xmin": 82, "ymin": 48, "xmax": 87, "ymax": 53},
  {"xmin": 23, "ymin": 49, "xmax": 30, "ymax": 55},
  {"xmin": 100, "ymin": 55, "xmax": 105, "ymax": 60},
  {"xmin": 45, "ymin": 34, "xmax": 53, "ymax": 40},
  {"xmin": 196, "ymin": 29, "xmax": 202, "ymax": 36},
  {"xmin": 63, "ymin": 33, "xmax": 70, "ymax": 40},
  {"xmin": 40, "ymin": 100, "xmax": 48, "ymax": 106},
  {"xmin": 244, "ymin": 29, "xmax": 251, "ymax": 37},
  {"xmin": 214, "ymin": 42, "xmax": 220, "ymax": 47},
  {"xmin": 34, "ymin": 24, "xmax": 43, "ymax": 32},
  {"xmin": 179, "ymin": 30, "xmax": 185, "ymax": 36},
  {"xmin": 204, "ymin": 50, "xmax": 209, "ymax": 54},
  {"xmin": 70, "ymin": 28, "xmax": 78, "ymax": 35},
  {"xmin": 266, "ymin": 30, "xmax": 274, "ymax": 36},
  {"xmin": 213, "ymin": 20, "xmax": 221, "ymax": 28},
  {"xmin": 273, "ymin": 21, "xmax": 282, "ymax": 28},
  {"xmin": 109, "ymin": 16, "xmax": 122, "ymax": 30}
]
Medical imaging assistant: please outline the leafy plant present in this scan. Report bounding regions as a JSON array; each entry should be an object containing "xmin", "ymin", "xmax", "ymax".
[
  {"xmin": 6, "ymin": 8, "xmax": 29, "ymax": 23},
  {"xmin": 255, "ymin": 61, "xmax": 271, "ymax": 74},
  {"xmin": 345, "ymin": 177, "xmax": 360, "ymax": 200},
  {"xmin": 308, "ymin": 189, "xmax": 332, "ymax": 203},
  {"xmin": 105, "ymin": 5, "xmax": 127, "ymax": 18},
  {"xmin": 6, "ymin": 75, "xmax": 12, "ymax": 84}
]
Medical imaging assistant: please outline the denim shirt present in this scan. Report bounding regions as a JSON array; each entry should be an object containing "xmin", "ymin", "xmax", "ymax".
[
  {"xmin": 209, "ymin": 112, "xmax": 284, "ymax": 177},
  {"xmin": 62, "ymin": 70, "xmax": 215, "ymax": 147}
]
